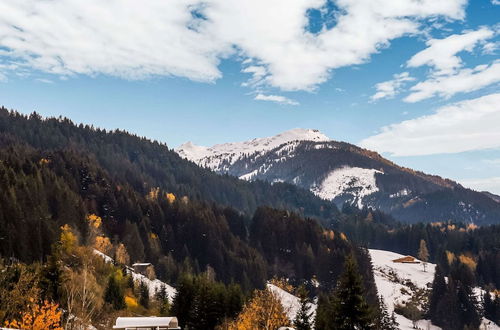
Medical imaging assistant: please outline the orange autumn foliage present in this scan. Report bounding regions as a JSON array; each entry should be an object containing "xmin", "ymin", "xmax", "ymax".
[
  {"xmin": 226, "ymin": 288, "xmax": 290, "ymax": 329},
  {"xmin": 86, "ymin": 214, "xmax": 102, "ymax": 229},
  {"xmin": 4, "ymin": 300, "xmax": 62, "ymax": 330},
  {"xmin": 166, "ymin": 192, "xmax": 176, "ymax": 204},
  {"xmin": 94, "ymin": 235, "xmax": 112, "ymax": 255},
  {"xmin": 459, "ymin": 254, "xmax": 477, "ymax": 271}
]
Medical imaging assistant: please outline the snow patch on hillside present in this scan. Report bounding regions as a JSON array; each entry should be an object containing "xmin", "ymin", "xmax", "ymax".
[
  {"xmin": 128, "ymin": 271, "xmax": 177, "ymax": 304},
  {"xmin": 93, "ymin": 249, "xmax": 177, "ymax": 303},
  {"xmin": 369, "ymin": 249, "xmax": 499, "ymax": 330},
  {"xmin": 267, "ymin": 283, "xmax": 317, "ymax": 322},
  {"xmin": 370, "ymin": 249, "xmax": 439, "ymax": 329},
  {"xmin": 312, "ymin": 167, "xmax": 382, "ymax": 207},
  {"xmin": 176, "ymin": 128, "xmax": 330, "ymax": 171}
]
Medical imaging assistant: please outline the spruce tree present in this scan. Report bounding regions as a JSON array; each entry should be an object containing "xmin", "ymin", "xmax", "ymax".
[
  {"xmin": 457, "ymin": 281, "xmax": 481, "ymax": 329},
  {"xmin": 104, "ymin": 275, "xmax": 125, "ymax": 310},
  {"xmin": 294, "ymin": 285, "xmax": 313, "ymax": 330},
  {"xmin": 155, "ymin": 284, "xmax": 170, "ymax": 315},
  {"xmin": 330, "ymin": 254, "xmax": 375, "ymax": 330},
  {"xmin": 139, "ymin": 281, "xmax": 150, "ymax": 309},
  {"xmin": 378, "ymin": 296, "xmax": 398, "ymax": 330},
  {"xmin": 429, "ymin": 265, "xmax": 446, "ymax": 324}
]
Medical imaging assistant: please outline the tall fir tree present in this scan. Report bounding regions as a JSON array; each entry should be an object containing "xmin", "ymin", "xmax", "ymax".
[
  {"xmin": 139, "ymin": 281, "xmax": 150, "ymax": 309},
  {"xmin": 429, "ymin": 265, "xmax": 447, "ymax": 324},
  {"xmin": 377, "ymin": 296, "xmax": 398, "ymax": 330},
  {"xmin": 330, "ymin": 254, "xmax": 375, "ymax": 330},
  {"xmin": 294, "ymin": 285, "xmax": 313, "ymax": 330},
  {"xmin": 104, "ymin": 275, "xmax": 125, "ymax": 310}
]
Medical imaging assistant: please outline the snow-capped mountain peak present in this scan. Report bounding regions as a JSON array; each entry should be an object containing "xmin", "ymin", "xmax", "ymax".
[{"xmin": 176, "ymin": 128, "xmax": 330, "ymax": 166}]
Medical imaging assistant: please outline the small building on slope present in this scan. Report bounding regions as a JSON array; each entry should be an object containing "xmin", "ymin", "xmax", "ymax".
[{"xmin": 392, "ymin": 256, "xmax": 420, "ymax": 264}]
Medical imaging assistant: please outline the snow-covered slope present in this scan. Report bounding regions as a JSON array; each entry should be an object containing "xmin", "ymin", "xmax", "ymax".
[
  {"xmin": 93, "ymin": 249, "xmax": 177, "ymax": 303},
  {"xmin": 312, "ymin": 167, "xmax": 382, "ymax": 208},
  {"xmin": 369, "ymin": 248, "xmax": 435, "ymax": 330},
  {"xmin": 369, "ymin": 249, "xmax": 499, "ymax": 330},
  {"xmin": 267, "ymin": 283, "xmax": 317, "ymax": 322}
]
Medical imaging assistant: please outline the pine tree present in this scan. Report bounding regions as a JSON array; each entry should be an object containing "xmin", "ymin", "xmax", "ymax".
[
  {"xmin": 294, "ymin": 285, "xmax": 313, "ymax": 330},
  {"xmin": 457, "ymin": 281, "xmax": 481, "ymax": 329},
  {"xmin": 429, "ymin": 265, "xmax": 447, "ymax": 324},
  {"xmin": 483, "ymin": 292, "xmax": 494, "ymax": 322},
  {"xmin": 155, "ymin": 284, "xmax": 170, "ymax": 316},
  {"xmin": 377, "ymin": 296, "xmax": 398, "ymax": 330},
  {"xmin": 139, "ymin": 281, "xmax": 150, "ymax": 309},
  {"xmin": 330, "ymin": 254, "xmax": 375, "ymax": 330},
  {"xmin": 418, "ymin": 239, "xmax": 429, "ymax": 272},
  {"xmin": 104, "ymin": 275, "xmax": 125, "ymax": 310}
]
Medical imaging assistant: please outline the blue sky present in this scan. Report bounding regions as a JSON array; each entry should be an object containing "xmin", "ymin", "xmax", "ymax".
[{"xmin": 0, "ymin": 0, "xmax": 499, "ymax": 193}]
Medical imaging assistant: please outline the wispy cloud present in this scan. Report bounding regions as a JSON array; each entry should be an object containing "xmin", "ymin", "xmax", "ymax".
[
  {"xmin": 371, "ymin": 72, "xmax": 414, "ymax": 101},
  {"xmin": 404, "ymin": 61, "xmax": 500, "ymax": 102},
  {"xmin": 407, "ymin": 28, "xmax": 494, "ymax": 76},
  {"xmin": 360, "ymin": 93, "xmax": 500, "ymax": 156},
  {"xmin": 35, "ymin": 78, "xmax": 53, "ymax": 84},
  {"xmin": 254, "ymin": 93, "xmax": 299, "ymax": 106},
  {"xmin": 459, "ymin": 177, "xmax": 500, "ymax": 195}
]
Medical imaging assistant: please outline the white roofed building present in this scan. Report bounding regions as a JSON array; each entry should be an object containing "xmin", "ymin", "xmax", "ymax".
[{"xmin": 113, "ymin": 317, "xmax": 180, "ymax": 330}]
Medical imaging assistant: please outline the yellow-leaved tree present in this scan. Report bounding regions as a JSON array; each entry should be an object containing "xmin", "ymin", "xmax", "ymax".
[{"xmin": 225, "ymin": 287, "xmax": 291, "ymax": 329}]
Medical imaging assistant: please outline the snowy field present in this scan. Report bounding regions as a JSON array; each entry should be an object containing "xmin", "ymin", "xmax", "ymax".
[{"xmin": 369, "ymin": 249, "xmax": 499, "ymax": 330}]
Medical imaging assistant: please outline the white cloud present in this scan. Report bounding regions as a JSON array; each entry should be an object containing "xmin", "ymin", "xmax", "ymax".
[
  {"xmin": 35, "ymin": 78, "xmax": 53, "ymax": 84},
  {"xmin": 0, "ymin": 0, "xmax": 229, "ymax": 82},
  {"xmin": 254, "ymin": 93, "xmax": 299, "ymax": 106},
  {"xmin": 404, "ymin": 60, "xmax": 500, "ymax": 102},
  {"xmin": 407, "ymin": 28, "xmax": 494, "ymax": 75},
  {"xmin": 360, "ymin": 93, "xmax": 500, "ymax": 156},
  {"xmin": 459, "ymin": 177, "xmax": 500, "ymax": 195},
  {"xmin": 371, "ymin": 72, "xmax": 414, "ymax": 101},
  {"xmin": 482, "ymin": 41, "xmax": 499, "ymax": 55},
  {"xmin": 0, "ymin": 0, "xmax": 467, "ymax": 91},
  {"xmin": 492, "ymin": 0, "xmax": 500, "ymax": 5}
]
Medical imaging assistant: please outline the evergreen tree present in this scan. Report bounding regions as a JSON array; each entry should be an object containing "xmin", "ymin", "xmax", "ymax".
[
  {"xmin": 155, "ymin": 284, "xmax": 170, "ymax": 316},
  {"xmin": 330, "ymin": 254, "xmax": 375, "ymax": 330},
  {"xmin": 139, "ymin": 281, "xmax": 150, "ymax": 309},
  {"xmin": 377, "ymin": 296, "xmax": 398, "ymax": 330},
  {"xmin": 436, "ymin": 279, "xmax": 461, "ymax": 330},
  {"xmin": 429, "ymin": 265, "xmax": 447, "ymax": 324},
  {"xmin": 294, "ymin": 285, "xmax": 313, "ymax": 330},
  {"xmin": 483, "ymin": 292, "xmax": 494, "ymax": 322},
  {"xmin": 104, "ymin": 275, "xmax": 125, "ymax": 310},
  {"xmin": 456, "ymin": 281, "xmax": 481, "ymax": 329}
]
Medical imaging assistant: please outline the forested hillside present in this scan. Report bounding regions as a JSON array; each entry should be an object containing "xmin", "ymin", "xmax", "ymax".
[
  {"xmin": 0, "ymin": 108, "xmax": 338, "ymax": 221},
  {"xmin": 0, "ymin": 108, "xmax": 385, "ymax": 328}
]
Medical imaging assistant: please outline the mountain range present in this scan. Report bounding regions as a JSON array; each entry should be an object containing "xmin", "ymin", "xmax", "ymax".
[{"xmin": 177, "ymin": 129, "xmax": 500, "ymax": 224}]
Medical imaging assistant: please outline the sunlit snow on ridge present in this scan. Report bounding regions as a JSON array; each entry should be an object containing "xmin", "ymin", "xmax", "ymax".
[{"xmin": 176, "ymin": 128, "xmax": 330, "ymax": 170}]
